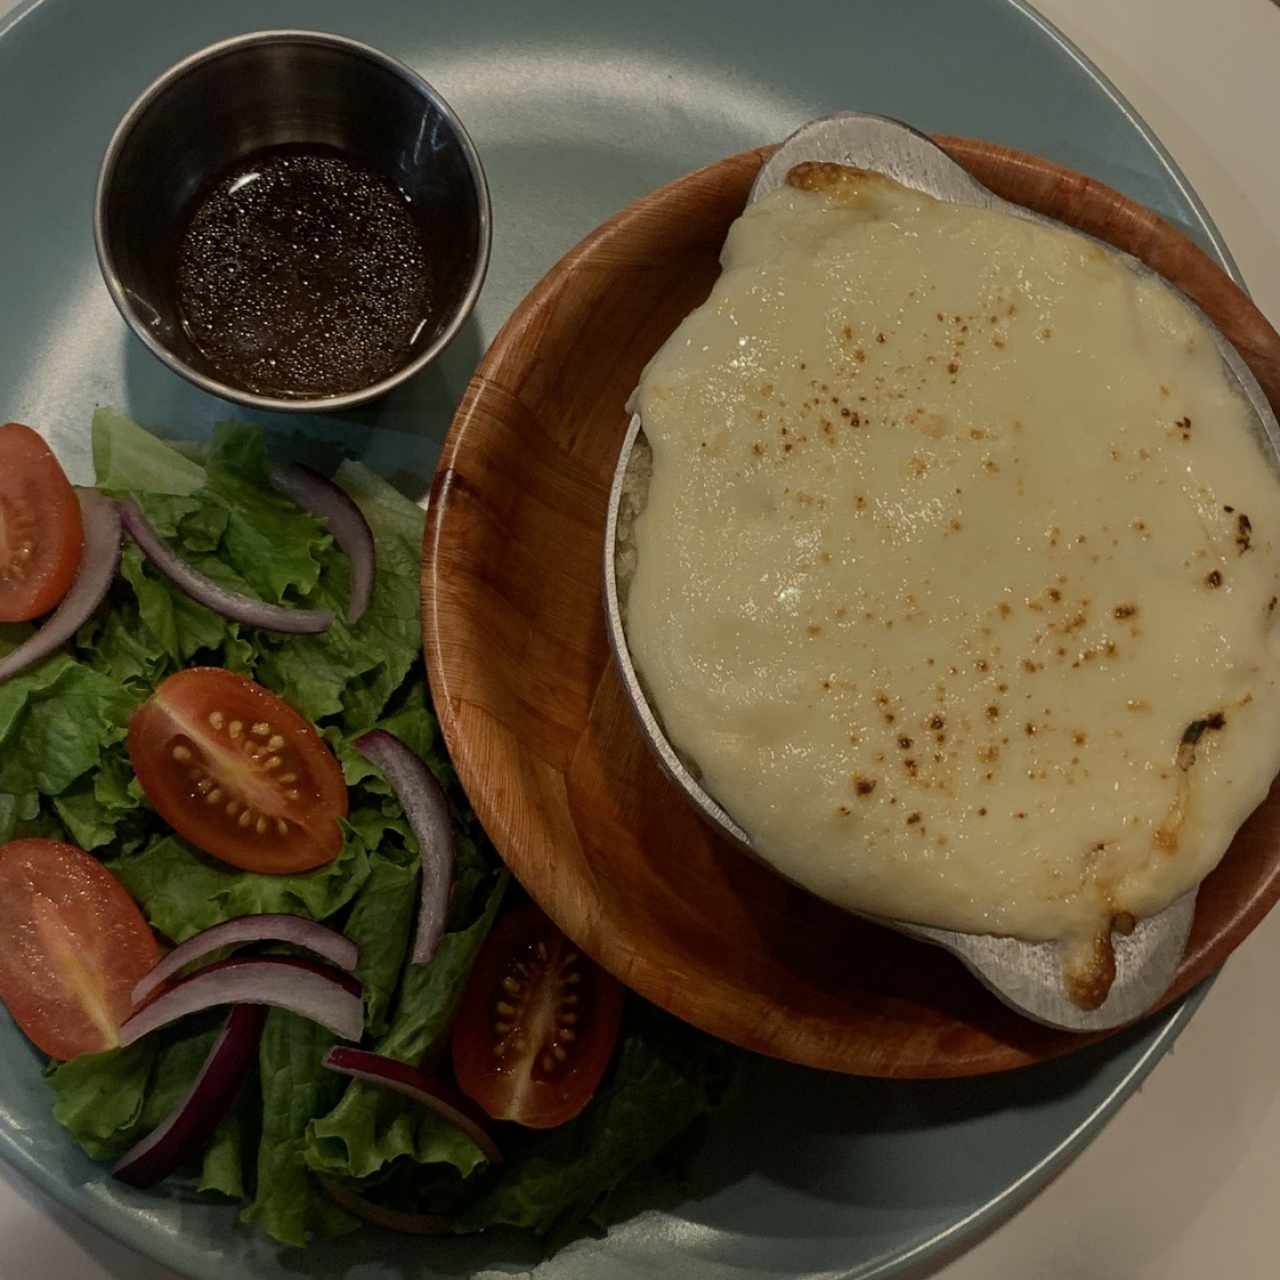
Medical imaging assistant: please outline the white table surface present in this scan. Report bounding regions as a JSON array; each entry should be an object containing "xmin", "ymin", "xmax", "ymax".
[{"xmin": 1, "ymin": 0, "xmax": 1278, "ymax": 1277}]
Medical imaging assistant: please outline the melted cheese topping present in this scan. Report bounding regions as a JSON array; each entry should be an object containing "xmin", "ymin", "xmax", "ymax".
[{"xmin": 624, "ymin": 163, "xmax": 1280, "ymax": 944}]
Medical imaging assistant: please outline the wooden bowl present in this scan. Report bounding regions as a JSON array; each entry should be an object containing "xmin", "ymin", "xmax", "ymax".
[{"xmin": 423, "ymin": 138, "xmax": 1280, "ymax": 1078}]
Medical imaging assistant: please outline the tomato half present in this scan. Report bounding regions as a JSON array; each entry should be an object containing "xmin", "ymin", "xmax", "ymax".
[
  {"xmin": 128, "ymin": 668, "xmax": 348, "ymax": 874},
  {"xmin": 451, "ymin": 903, "xmax": 624, "ymax": 1129},
  {"xmin": 0, "ymin": 839, "xmax": 161, "ymax": 1059},
  {"xmin": 0, "ymin": 423, "xmax": 83, "ymax": 622}
]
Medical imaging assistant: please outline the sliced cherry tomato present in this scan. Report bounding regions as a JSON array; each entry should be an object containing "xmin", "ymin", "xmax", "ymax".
[
  {"xmin": 451, "ymin": 903, "xmax": 624, "ymax": 1129},
  {"xmin": 0, "ymin": 839, "xmax": 161, "ymax": 1059},
  {"xmin": 128, "ymin": 668, "xmax": 348, "ymax": 874},
  {"xmin": 0, "ymin": 422, "xmax": 83, "ymax": 622}
]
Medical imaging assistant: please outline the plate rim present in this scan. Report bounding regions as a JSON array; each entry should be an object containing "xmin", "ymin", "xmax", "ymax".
[{"xmin": 854, "ymin": 987, "xmax": 1203, "ymax": 1279}]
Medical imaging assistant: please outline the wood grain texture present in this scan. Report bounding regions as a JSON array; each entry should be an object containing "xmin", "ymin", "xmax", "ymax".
[{"xmin": 423, "ymin": 139, "xmax": 1280, "ymax": 1077}]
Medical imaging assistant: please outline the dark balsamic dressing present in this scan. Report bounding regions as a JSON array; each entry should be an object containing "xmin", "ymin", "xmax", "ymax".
[{"xmin": 174, "ymin": 146, "xmax": 434, "ymax": 398}]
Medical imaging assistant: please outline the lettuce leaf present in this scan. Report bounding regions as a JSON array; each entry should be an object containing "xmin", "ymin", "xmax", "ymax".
[
  {"xmin": 117, "ymin": 544, "xmax": 250, "ymax": 670},
  {"xmin": 330, "ymin": 683, "xmax": 462, "ymax": 813},
  {"xmin": 253, "ymin": 461, "xmax": 424, "ymax": 729},
  {"xmin": 49, "ymin": 1043, "xmax": 154, "ymax": 1160},
  {"xmin": 0, "ymin": 654, "xmax": 136, "ymax": 797},
  {"xmin": 303, "ymin": 869, "xmax": 508, "ymax": 1183},
  {"xmin": 0, "ymin": 790, "xmax": 43, "ymax": 843},
  {"xmin": 92, "ymin": 407, "xmax": 206, "ymax": 496},
  {"xmin": 49, "ymin": 749, "xmax": 145, "ymax": 853},
  {"xmin": 49, "ymin": 1025, "xmax": 247, "ymax": 1196},
  {"xmin": 76, "ymin": 596, "xmax": 168, "ymax": 690},
  {"xmin": 201, "ymin": 425, "xmax": 330, "ymax": 605},
  {"xmin": 199, "ymin": 1114, "xmax": 247, "ymax": 1200},
  {"xmin": 343, "ymin": 851, "xmax": 419, "ymax": 1038},
  {"xmin": 241, "ymin": 1011, "xmax": 357, "ymax": 1247},
  {"xmin": 109, "ymin": 828, "xmax": 372, "ymax": 943}
]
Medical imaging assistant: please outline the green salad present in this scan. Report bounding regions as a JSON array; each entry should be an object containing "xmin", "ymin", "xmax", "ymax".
[{"xmin": 0, "ymin": 410, "xmax": 738, "ymax": 1248}]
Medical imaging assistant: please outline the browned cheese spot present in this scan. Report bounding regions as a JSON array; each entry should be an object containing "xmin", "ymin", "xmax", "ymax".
[
  {"xmin": 1064, "ymin": 932, "xmax": 1117, "ymax": 1010},
  {"xmin": 1236, "ymin": 512, "xmax": 1252, "ymax": 553}
]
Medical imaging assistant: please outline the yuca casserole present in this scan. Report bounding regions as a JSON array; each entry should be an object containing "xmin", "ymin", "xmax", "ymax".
[{"xmin": 617, "ymin": 162, "xmax": 1280, "ymax": 1004}]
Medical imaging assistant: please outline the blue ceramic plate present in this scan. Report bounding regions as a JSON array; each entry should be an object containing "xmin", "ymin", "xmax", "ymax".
[{"xmin": 0, "ymin": 0, "xmax": 1240, "ymax": 1276}]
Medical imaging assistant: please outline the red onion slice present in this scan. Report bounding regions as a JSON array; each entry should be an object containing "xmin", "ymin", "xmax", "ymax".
[
  {"xmin": 267, "ymin": 463, "xmax": 376, "ymax": 624},
  {"xmin": 319, "ymin": 1177, "xmax": 451, "ymax": 1234},
  {"xmin": 112, "ymin": 1005, "xmax": 267, "ymax": 1189},
  {"xmin": 118, "ymin": 498, "xmax": 334, "ymax": 634},
  {"xmin": 0, "ymin": 488, "xmax": 121, "ymax": 683},
  {"xmin": 355, "ymin": 731, "xmax": 454, "ymax": 965},
  {"xmin": 120, "ymin": 955, "xmax": 363, "ymax": 1046},
  {"xmin": 323, "ymin": 1046, "xmax": 502, "ymax": 1165},
  {"xmin": 132, "ymin": 915, "xmax": 359, "ymax": 1006}
]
